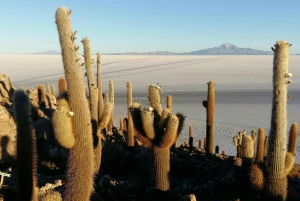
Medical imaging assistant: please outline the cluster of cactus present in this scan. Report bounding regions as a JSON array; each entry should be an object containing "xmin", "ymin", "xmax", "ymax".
[{"xmin": 130, "ymin": 84, "xmax": 185, "ymax": 194}]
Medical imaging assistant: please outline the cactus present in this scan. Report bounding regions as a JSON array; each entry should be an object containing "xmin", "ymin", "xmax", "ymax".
[
  {"xmin": 255, "ymin": 128, "xmax": 265, "ymax": 163},
  {"xmin": 264, "ymin": 135, "xmax": 268, "ymax": 160},
  {"xmin": 52, "ymin": 98, "xmax": 75, "ymax": 149},
  {"xmin": 222, "ymin": 150, "xmax": 226, "ymax": 155},
  {"xmin": 126, "ymin": 81, "xmax": 135, "ymax": 147},
  {"xmin": 82, "ymin": 37, "xmax": 98, "ymax": 136},
  {"xmin": 251, "ymin": 129, "xmax": 257, "ymax": 154},
  {"xmin": 284, "ymin": 152, "xmax": 294, "ymax": 175},
  {"xmin": 55, "ymin": 7, "xmax": 94, "ymax": 201},
  {"xmin": 249, "ymin": 164, "xmax": 265, "ymax": 191},
  {"xmin": 233, "ymin": 131, "xmax": 243, "ymax": 158},
  {"xmin": 242, "ymin": 135, "xmax": 254, "ymax": 169},
  {"xmin": 287, "ymin": 123, "xmax": 298, "ymax": 155},
  {"xmin": 265, "ymin": 40, "xmax": 292, "ymax": 200},
  {"xmin": 51, "ymin": 85, "xmax": 56, "ymax": 96},
  {"xmin": 14, "ymin": 90, "xmax": 37, "ymax": 201},
  {"xmin": 130, "ymin": 84, "xmax": 184, "ymax": 194},
  {"xmin": 202, "ymin": 81, "xmax": 215, "ymax": 159},
  {"xmin": 198, "ymin": 139, "xmax": 202, "ymax": 150},
  {"xmin": 45, "ymin": 82, "xmax": 50, "ymax": 94},
  {"xmin": 188, "ymin": 125, "xmax": 193, "ymax": 150},
  {"xmin": 37, "ymin": 85, "xmax": 47, "ymax": 108},
  {"xmin": 107, "ymin": 80, "xmax": 114, "ymax": 133},
  {"xmin": 58, "ymin": 77, "xmax": 67, "ymax": 95},
  {"xmin": 166, "ymin": 95, "xmax": 172, "ymax": 112}
]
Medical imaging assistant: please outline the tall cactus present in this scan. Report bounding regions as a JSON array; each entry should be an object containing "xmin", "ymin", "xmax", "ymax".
[
  {"xmin": 266, "ymin": 40, "xmax": 292, "ymax": 201},
  {"xmin": 131, "ymin": 84, "xmax": 184, "ymax": 196},
  {"xmin": 14, "ymin": 90, "xmax": 37, "ymax": 201},
  {"xmin": 55, "ymin": 7, "xmax": 94, "ymax": 201},
  {"xmin": 202, "ymin": 81, "xmax": 215, "ymax": 158},
  {"xmin": 255, "ymin": 128, "xmax": 265, "ymax": 163},
  {"xmin": 126, "ymin": 81, "xmax": 135, "ymax": 147},
  {"xmin": 82, "ymin": 37, "xmax": 98, "ymax": 136}
]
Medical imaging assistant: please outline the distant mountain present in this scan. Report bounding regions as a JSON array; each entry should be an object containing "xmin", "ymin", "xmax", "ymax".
[
  {"xmin": 184, "ymin": 43, "xmax": 273, "ymax": 55},
  {"xmin": 108, "ymin": 43, "xmax": 273, "ymax": 55},
  {"xmin": 32, "ymin": 50, "xmax": 61, "ymax": 55}
]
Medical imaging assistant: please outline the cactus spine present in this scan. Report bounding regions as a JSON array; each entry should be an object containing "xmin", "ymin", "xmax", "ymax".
[
  {"xmin": 14, "ymin": 90, "xmax": 37, "ymax": 201},
  {"xmin": 203, "ymin": 81, "xmax": 215, "ymax": 158},
  {"xmin": 266, "ymin": 40, "xmax": 292, "ymax": 200},
  {"xmin": 55, "ymin": 7, "xmax": 94, "ymax": 201}
]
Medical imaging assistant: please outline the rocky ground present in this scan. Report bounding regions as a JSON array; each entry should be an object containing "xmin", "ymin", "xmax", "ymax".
[{"xmin": 0, "ymin": 130, "xmax": 299, "ymax": 201}]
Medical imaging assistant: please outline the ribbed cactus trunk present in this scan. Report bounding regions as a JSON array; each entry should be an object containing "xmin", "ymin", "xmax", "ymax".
[
  {"xmin": 14, "ymin": 90, "xmax": 37, "ymax": 201},
  {"xmin": 127, "ymin": 81, "xmax": 135, "ymax": 147},
  {"xmin": 153, "ymin": 146, "xmax": 170, "ymax": 191},
  {"xmin": 266, "ymin": 40, "xmax": 292, "ymax": 201},
  {"xmin": 205, "ymin": 81, "xmax": 215, "ymax": 158},
  {"xmin": 55, "ymin": 7, "xmax": 94, "ymax": 201},
  {"xmin": 256, "ymin": 128, "xmax": 265, "ymax": 163},
  {"xmin": 94, "ymin": 52, "xmax": 104, "ymax": 174}
]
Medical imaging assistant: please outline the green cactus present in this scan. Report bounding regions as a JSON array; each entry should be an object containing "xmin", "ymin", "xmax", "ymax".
[
  {"xmin": 55, "ymin": 7, "xmax": 94, "ymax": 201},
  {"xmin": 202, "ymin": 81, "xmax": 215, "ymax": 159},
  {"xmin": 265, "ymin": 40, "xmax": 292, "ymax": 201},
  {"xmin": 52, "ymin": 98, "xmax": 75, "ymax": 149},
  {"xmin": 14, "ymin": 89, "xmax": 37, "ymax": 201},
  {"xmin": 130, "ymin": 84, "xmax": 185, "ymax": 195}
]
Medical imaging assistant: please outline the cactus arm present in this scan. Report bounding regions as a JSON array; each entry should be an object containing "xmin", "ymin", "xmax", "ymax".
[
  {"xmin": 98, "ymin": 102, "xmax": 112, "ymax": 130},
  {"xmin": 166, "ymin": 95, "xmax": 172, "ymax": 112},
  {"xmin": 287, "ymin": 123, "xmax": 298, "ymax": 155},
  {"xmin": 158, "ymin": 114, "xmax": 179, "ymax": 148},
  {"xmin": 97, "ymin": 53, "xmax": 104, "ymax": 120},
  {"xmin": 141, "ymin": 108, "xmax": 155, "ymax": 140},
  {"xmin": 148, "ymin": 84, "xmax": 162, "ymax": 116},
  {"xmin": 158, "ymin": 108, "xmax": 171, "ymax": 129},
  {"xmin": 126, "ymin": 82, "xmax": 135, "ymax": 147},
  {"xmin": 58, "ymin": 77, "xmax": 67, "ymax": 95},
  {"xmin": 52, "ymin": 98, "xmax": 75, "ymax": 148}
]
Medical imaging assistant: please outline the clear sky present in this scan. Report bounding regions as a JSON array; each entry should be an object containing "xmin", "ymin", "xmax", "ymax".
[{"xmin": 1, "ymin": 0, "xmax": 299, "ymax": 54}]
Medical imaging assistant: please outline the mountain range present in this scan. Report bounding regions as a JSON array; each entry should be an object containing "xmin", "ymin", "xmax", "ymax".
[{"xmin": 33, "ymin": 43, "xmax": 299, "ymax": 55}]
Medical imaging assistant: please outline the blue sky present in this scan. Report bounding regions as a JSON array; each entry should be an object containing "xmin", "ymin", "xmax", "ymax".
[{"xmin": 1, "ymin": 0, "xmax": 299, "ymax": 54}]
